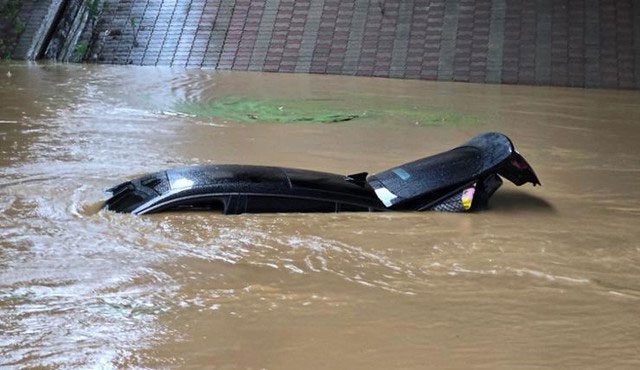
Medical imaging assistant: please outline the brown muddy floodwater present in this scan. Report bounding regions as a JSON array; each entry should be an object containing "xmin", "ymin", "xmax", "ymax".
[{"xmin": 1, "ymin": 63, "xmax": 639, "ymax": 368}]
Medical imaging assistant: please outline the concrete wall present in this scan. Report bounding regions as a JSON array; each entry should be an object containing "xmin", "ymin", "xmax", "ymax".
[
  {"xmin": 7, "ymin": 0, "xmax": 96, "ymax": 62},
  {"xmin": 2, "ymin": 0, "xmax": 56, "ymax": 59},
  {"xmin": 9, "ymin": 0, "xmax": 640, "ymax": 89}
]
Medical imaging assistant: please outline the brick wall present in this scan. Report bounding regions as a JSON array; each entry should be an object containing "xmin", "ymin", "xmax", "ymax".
[{"xmin": 12, "ymin": 0, "xmax": 640, "ymax": 89}]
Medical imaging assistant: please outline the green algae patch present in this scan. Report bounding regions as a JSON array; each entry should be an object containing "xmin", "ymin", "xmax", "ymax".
[
  {"xmin": 174, "ymin": 97, "xmax": 482, "ymax": 126},
  {"xmin": 175, "ymin": 98, "xmax": 361, "ymax": 124}
]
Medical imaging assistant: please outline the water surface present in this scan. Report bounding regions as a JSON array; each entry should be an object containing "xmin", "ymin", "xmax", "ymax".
[{"xmin": 1, "ymin": 63, "xmax": 639, "ymax": 368}]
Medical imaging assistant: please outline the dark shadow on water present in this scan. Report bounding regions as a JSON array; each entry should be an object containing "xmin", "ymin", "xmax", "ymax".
[{"xmin": 489, "ymin": 190, "xmax": 556, "ymax": 214}]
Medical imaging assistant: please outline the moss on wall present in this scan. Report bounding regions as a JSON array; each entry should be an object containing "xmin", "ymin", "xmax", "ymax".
[{"xmin": 0, "ymin": 0, "xmax": 25, "ymax": 59}]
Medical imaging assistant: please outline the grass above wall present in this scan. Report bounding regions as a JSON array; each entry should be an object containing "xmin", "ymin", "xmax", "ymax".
[{"xmin": 174, "ymin": 97, "xmax": 481, "ymax": 126}]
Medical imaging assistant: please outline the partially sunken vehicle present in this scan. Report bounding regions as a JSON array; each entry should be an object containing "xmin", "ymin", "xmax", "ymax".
[{"xmin": 103, "ymin": 132, "xmax": 540, "ymax": 215}]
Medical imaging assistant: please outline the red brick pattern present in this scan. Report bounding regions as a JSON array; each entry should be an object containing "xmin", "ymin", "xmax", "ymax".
[
  {"xmin": 218, "ymin": 1, "xmax": 249, "ymax": 69},
  {"xmin": 421, "ymin": 0, "xmax": 445, "ymax": 80},
  {"xmin": 326, "ymin": 1, "xmax": 352, "ymax": 75},
  {"xmin": 232, "ymin": 0, "xmax": 264, "ymax": 70},
  {"xmin": 468, "ymin": 0, "xmax": 491, "ymax": 83},
  {"xmin": 404, "ymin": 2, "xmax": 428, "ymax": 79},
  {"xmin": 311, "ymin": 0, "xmax": 341, "ymax": 74},
  {"xmin": 279, "ymin": 0, "xmax": 308, "ymax": 72},
  {"xmin": 455, "ymin": 0, "xmax": 491, "ymax": 82},
  {"xmin": 373, "ymin": 1, "xmax": 398, "ymax": 77},
  {"xmin": 75, "ymin": 0, "xmax": 640, "ymax": 89},
  {"xmin": 188, "ymin": 1, "xmax": 218, "ymax": 67}
]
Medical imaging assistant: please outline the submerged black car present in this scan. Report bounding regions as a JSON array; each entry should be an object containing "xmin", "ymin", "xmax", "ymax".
[{"xmin": 103, "ymin": 132, "xmax": 540, "ymax": 215}]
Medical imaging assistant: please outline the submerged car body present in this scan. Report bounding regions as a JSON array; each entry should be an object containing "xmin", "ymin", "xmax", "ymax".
[{"xmin": 103, "ymin": 132, "xmax": 540, "ymax": 215}]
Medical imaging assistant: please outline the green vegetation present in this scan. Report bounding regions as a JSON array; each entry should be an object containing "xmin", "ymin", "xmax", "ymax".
[
  {"xmin": 1, "ymin": 0, "xmax": 22, "ymax": 24},
  {"xmin": 174, "ymin": 97, "xmax": 481, "ymax": 126},
  {"xmin": 74, "ymin": 41, "xmax": 88, "ymax": 58},
  {"xmin": 175, "ymin": 98, "xmax": 361, "ymax": 124},
  {"xmin": 0, "ymin": 0, "xmax": 25, "ymax": 57},
  {"xmin": 12, "ymin": 14, "xmax": 23, "ymax": 34},
  {"xmin": 85, "ymin": 0, "xmax": 100, "ymax": 20},
  {"xmin": 130, "ymin": 17, "xmax": 139, "ymax": 46}
]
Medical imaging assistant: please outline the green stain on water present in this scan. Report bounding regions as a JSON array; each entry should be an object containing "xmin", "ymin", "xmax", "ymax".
[
  {"xmin": 175, "ymin": 98, "xmax": 361, "ymax": 124},
  {"xmin": 174, "ymin": 97, "xmax": 481, "ymax": 126}
]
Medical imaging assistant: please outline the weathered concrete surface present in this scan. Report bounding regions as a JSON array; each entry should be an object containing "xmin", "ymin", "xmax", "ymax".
[
  {"xmin": 6, "ymin": 0, "xmax": 640, "ymax": 89},
  {"xmin": 5, "ymin": 0, "xmax": 61, "ymax": 60},
  {"xmin": 1, "ymin": 0, "xmax": 37, "ymax": 58}
]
